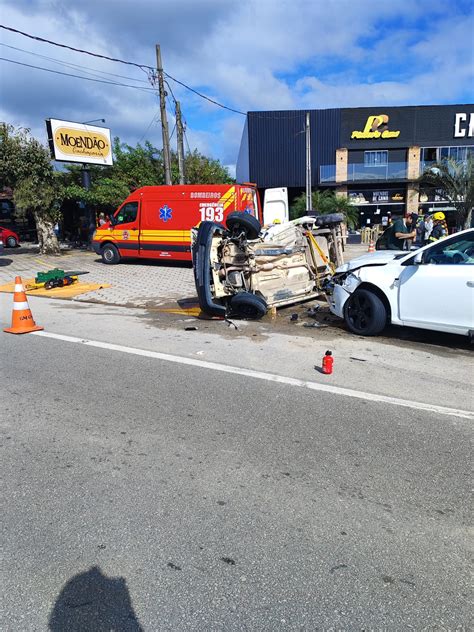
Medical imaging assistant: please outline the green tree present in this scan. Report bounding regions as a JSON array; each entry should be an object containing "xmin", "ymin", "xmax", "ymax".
[
  {"xmin": 418, "ymin": 156, "xmax": 474, "ymax": 229},
  {"xmin": 183, "ymin": 149, "xmax": 233, "ymax": 184},
  {"xmin": 0, "ymin": 124, "xmax": 61, "ymax": 254},
  {"xmin": 290, "ymin": 189, "xmax": 358, "ymax": 228}
]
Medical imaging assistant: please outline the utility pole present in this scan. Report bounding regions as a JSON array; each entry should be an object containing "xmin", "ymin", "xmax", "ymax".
[
  {"xmin": 175, "ymin": 101, "xmax": 186, "ymax": 184},
  {"xmin": 305, "ymin": 112, "xmax": 312, "ymax": 212},
  {"xmin": 155, "ymin": 44, "xmax": 172, "ymax": 185}
]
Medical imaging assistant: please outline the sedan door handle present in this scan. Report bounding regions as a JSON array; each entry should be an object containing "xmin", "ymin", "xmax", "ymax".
[{"xmin": 467, "ymin": 281, "xmax": 474, "ymax": 288}]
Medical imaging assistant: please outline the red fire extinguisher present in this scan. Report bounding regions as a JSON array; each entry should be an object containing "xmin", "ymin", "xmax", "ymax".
[{"xmin": 322, "ymin": 350, "xmax": 333, "ymax": 374}]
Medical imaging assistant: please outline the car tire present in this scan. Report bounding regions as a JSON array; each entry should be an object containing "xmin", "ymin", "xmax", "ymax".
[
  {"xmin": 226, "ymin": 212, "xmax": 261, "ymax": 240},
  {"xmin": 101, "ymin": 243, "xmax": 121, "ymax": 264},
  {"xmin": 343, "ymin": 288, "xmax": 387, "ymax": 336},
  {"xmin": 229, "ymin": 292, "xmax": 267, "ymax": 320},
  {"xmin": 6, "ymin": 236, "xmax": 18, "ymax": 248}
]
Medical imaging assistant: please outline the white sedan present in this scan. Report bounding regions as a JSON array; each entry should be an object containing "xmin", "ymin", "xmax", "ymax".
[{"xmin": 327, "ymin": 228, "xmax": 474, "ymax": 337}]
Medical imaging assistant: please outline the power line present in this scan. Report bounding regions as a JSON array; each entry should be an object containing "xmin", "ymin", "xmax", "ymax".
[
  {"xmin": 164, "ymin": 79, "xmax": 178, "ymax": 105},
  {"xmin": 163, "ymin": 71, "xmax": 246, "ymax": 116},
  {"xmin": 0, "ymin": 42, "xmax": 149, "ymax": 83},
  {"xmin": 184, "ymin": 129, "xmax": 192, "ymax": 154},
  {"xmin": 0, "ymin": 24, "xmax": 305, "ymax": 120},
  {"xmin": 138, "ymin": 112, "xmax": 161, "ymax": 143},
  {"xmin": 0, "ymin": 56, "xmax": 156, "ymax": 92},
  {"xmin": 0, "ymin": 23, "xmax": 246, "ymax": 115},
  {"xmin": 0, "ymin": 24, "xmax": 152, "ymax": 72}
]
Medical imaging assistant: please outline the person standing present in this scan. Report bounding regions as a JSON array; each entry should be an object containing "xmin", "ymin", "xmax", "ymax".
[
  {"xmin": 382, "ymin": 214, "xmax": 417, "ymax": 250},
  {"xmin": 423, "ymin": 214, "xmax": 433, "ymax": 245},
  {"xmin": 428, "ymin": 212, "xmax": 447, "ymax": 242},
  {"xmin": 403, "ymin": 213, "xmax": 418, "ymax": 250}
]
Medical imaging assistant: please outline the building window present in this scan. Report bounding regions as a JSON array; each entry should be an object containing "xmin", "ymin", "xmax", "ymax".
[
  {"xmin": 364, "ymin": 150, "xmax": 388, "ymax": 166},
  {"xmin": 421, "ymin": 146, "xmax": 473, "ymax": 163}
]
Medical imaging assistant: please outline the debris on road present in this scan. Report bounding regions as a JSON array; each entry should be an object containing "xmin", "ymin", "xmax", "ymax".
[
  {"xmin": 307, "ymin": 305, "xmax": 321, "ymax": 318},
  {"xmin": 322, "ymin": 350, "xmax": 334, "ymax": 374},
  {"xmin": 225, "ymin": 318, "xmax": 239, "ymax": 330},
  {"xmin": 184, "ymin": 326, "xmax": 198, "ymax": 331}
]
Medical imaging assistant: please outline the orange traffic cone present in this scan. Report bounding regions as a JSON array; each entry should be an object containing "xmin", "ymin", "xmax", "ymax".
[
  {"xmin": 4, "ymin": 276, "xmax": 43, "ymax": 334},
  {"xmin": 367, "ymin": 239, "xmax": 375, "ymax": 253}
]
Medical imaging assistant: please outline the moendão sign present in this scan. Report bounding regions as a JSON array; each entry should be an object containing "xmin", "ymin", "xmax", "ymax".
[
  {"xmin": 46, "ymin": 118, "xmax": 113, "ymax": 166},
  {"xmin": 351, "ymin": 114, "xmax": 400, "ymax": 140},
  {"xmin": 54, "ymin": 127, "xmax": 110, "ymax": 158}
]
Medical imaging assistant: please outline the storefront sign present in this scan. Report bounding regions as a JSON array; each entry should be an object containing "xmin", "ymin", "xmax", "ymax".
[
  {"xmin": 349, "ymin": 189, "xmax": 405, "ymax": 205},
  {"xmin": 454, "ymin": 112, "xmax": 474, "ymax": 138},
  {"xmin": 351, "ymin": 114, "xmax": 400, "ymax": 140},
  {"xmin": 45, "ymin": 119, "xmax": 113, "ymax": 165},
  {"xmin": 419, "ymin": 188, "xmax": 449, "ymax": 203}
]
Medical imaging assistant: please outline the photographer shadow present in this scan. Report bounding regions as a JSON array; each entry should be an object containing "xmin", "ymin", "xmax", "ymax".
[{"xmin": 48, "ymin": 565, "xmax": 143, "ymax": 631}]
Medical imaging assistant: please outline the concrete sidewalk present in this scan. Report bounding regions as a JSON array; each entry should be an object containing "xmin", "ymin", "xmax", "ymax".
[
  {"xmin": 0, "ymin": 243, "xmax": 368, "ymax": 309},
  {"xmin": 0, "ymin": 246, "xmax": 196, "ymax": 308}
]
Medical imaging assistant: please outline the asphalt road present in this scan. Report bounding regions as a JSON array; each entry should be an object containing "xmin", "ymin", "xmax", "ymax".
[{"xmin": 1, "ymin": 332, "xmax": 472, "ymax": 631}]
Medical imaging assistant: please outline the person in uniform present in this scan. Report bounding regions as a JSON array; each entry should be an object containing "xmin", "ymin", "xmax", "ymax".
[{"xmin": 428, "ymin": 212, "xmax": 447, "ymax": 242}]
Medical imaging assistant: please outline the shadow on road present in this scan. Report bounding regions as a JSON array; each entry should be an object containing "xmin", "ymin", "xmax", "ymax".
[
  {"xmin": 48, "ymin": 566, "xmax": 143, "ymax": 631},
  {"xmin": 91, "ymin": 256, "xmax": 193, "ymax": 269},
  {"xmin": 0, "ymin": 258, "xmax": 13, "ymax": 266}
]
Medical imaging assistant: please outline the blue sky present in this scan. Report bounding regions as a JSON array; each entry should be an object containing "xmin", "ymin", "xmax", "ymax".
[{"xmin": 1, "ymin": 0, "xmax": 473, "ymax": 175}]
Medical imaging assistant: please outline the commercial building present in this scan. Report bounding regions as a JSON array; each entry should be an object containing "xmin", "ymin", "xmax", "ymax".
[{"xmin": 236, "ymin": 104, "xmax": 473, "ymax": 227}]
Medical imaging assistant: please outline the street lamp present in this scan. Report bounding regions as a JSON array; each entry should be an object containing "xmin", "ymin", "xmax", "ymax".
[{"xmin": 82, "ymin": 118, "xmax": 106, "ymax": 125}]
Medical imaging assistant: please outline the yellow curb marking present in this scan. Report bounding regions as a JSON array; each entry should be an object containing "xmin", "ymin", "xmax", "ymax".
[{"xmin": 158, "ymin": 307, "xmax": 201, "ymax": 316}]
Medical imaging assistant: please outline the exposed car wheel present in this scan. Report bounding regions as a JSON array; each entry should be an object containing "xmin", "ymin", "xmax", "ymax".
[
  {"xmin": 343, "ymin": 288, "xmax": 387, "ymax": 336},
  {"xmin": 226, "ymin": 212, "xmax": 261, "ymax": 240},
  {"xmin": 6, "ymin": 236, "xmax": 18, "ymax": 248},
  {"xmin": 101, "ymin": 243, "xmax": 121, "ymax": 264},
  {"xmin": 229, "ymin": 292, "xmax": 267, "ymax": 319}
]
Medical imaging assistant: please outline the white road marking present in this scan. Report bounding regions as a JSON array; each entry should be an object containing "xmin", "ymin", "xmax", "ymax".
[{"xmin": 31, "ymin": 330, "xmax": 473, "ymax": 420}]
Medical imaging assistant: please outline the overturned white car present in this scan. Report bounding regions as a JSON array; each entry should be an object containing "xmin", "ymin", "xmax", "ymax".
[
  {"xmin": 327, "ymin": 228, "xmax": 474, "ymax": 337},
  {"xmin": 193, "ymin": 212, "xmax": 344, "ymax": 319}
]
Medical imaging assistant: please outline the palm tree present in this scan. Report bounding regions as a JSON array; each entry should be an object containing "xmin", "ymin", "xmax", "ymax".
[
  {"xmin": 331, "ymin": 194, "xmax": 359, "ymax": 229},
  {"xmin": 290, "ymin": 190, "xmax": 359, "ymax": 228},
  {"xmin": 418, "ymin": 156, "xmax": 474, "ymax": 229}
]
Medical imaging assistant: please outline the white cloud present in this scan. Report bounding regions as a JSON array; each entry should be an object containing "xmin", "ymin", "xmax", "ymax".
[{"xmin": 0, "ymin": 0, "xmax": 472, "ymax": 175}]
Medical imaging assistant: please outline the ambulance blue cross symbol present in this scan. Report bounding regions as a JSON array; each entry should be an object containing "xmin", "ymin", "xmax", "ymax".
[{"xmin": 159, "ymin": 204, "xmax": 173, "ymax": 222}]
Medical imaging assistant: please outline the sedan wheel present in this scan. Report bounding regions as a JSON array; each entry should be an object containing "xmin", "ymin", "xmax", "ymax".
[
  {"xmin": 6, "ymin": 236, "xmax": 18, "ymax": 248},
  {"xmin": 344, "ymin": 288, "xmax": 387, "ymax": 336}
]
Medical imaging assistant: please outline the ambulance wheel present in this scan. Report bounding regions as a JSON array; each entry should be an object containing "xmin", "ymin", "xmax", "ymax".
[
  {"xmin": 229, "ymin": 292, "xmax": 267, "ymax": 320},
  {"xmin": 226, "ymin": 212, "xmax": 261, "ymax": 240},
  {"xmin": 101, "ymin": 243, "xmax": 121, "ymax": 264}
]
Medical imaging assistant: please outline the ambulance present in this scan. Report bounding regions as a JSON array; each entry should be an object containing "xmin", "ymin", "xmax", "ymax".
[{"xmin": 92, "ymin": 184, "xmax": 262, "ymax": 264}]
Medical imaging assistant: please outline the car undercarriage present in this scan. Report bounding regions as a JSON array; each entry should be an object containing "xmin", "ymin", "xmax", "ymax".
[{"xmin": 192, "ymin": 212, "xmax": 344, "ymax": 319}]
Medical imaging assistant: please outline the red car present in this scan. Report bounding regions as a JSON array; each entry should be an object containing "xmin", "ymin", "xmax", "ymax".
[{"xmin": 0, "ymin": 226, "xmax": 20, "ymax": 247}]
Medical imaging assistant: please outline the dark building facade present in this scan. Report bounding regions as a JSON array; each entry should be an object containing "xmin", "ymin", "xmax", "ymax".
[{"xmin": 236, "ymin": 104, "xmax": 474, "ymax": 226}]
